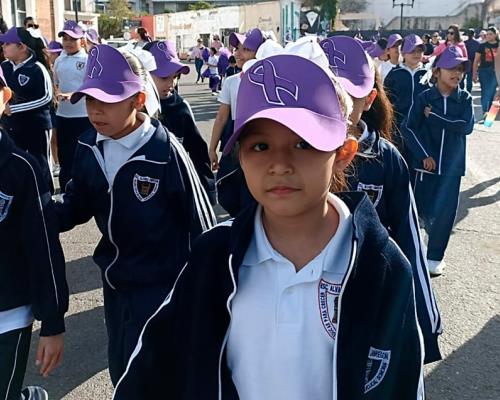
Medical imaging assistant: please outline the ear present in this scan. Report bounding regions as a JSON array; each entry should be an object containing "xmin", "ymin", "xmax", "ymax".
[
  {"xmin": 133, "ymin": 92, "xmax": 146, "ymax": 110},
  {"xmin": 1, "ymin": 87, "xmax": 12, "ymax": 103},
  {"xmin": 334, "ymin": 137, "xmax": 358, "ymax": 171},
  {"xmin": 363, "ymin": 88, "xmax": 378, "ymax": 111}
]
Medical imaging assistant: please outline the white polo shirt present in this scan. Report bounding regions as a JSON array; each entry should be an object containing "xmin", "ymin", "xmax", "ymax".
[
  {"xmin": 226, "ymin": 194, "xmax": 353, "ymax": 400},
  {"xmin": 217, "ymin": 73, "xmax": 241, "ymax": 120},
  {"xmin": 96, "ymin": 113, "xmax": 155, "ymax": 184},
  {"xmin": 54, "ymin": 49, "xmax": 88, "ymax": 118}
]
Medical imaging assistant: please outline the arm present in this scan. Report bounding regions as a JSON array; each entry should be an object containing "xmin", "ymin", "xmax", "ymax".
[
  {"xmin": 400, "ymin": 93, "xmax": 430, "ymax": 162},
  {"xmin": 430, "ymin": 41, "xmax": 446, "ymax": 57},
  {"xmin": 427, "ymin": 94, "xmax": 474, "ymax": 135},
  {"xmin": 209, "ymin": 103, "xmax": 230, "ymax": 170},
  {"xmin": 472, "ymin": 52, "xmax": 481, "ymax": 82},
  {"xmin": 9, "ymin": 64, "xmax": 53, "ymax": 114}
]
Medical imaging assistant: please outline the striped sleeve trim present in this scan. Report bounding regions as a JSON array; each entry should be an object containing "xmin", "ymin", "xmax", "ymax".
[{"xmin": 10, "ymin": 62, "xmax": 53, "ymax": 113}]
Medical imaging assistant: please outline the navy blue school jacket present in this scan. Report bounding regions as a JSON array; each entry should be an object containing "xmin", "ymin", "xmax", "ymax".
[
  {"xmin": 348, "ymin": 128, "xmax": 442, "ymax": 363},
  {"xmin": 55, "ymin": 119, "xmax": 216, "ymax": 291},
  {"xmin": 401, "ymin": 85, "xmax": 474, "ymax": 176},
  {"xmin": 0, "ymin": 132, "xmax": 68, "ymax": 336},
  {"xmin": 158, "ymin": 91, "xmax": 216, "ymax": 204},
  {"xmin": 113, "ymin": 192, "xmax": 424, "ymax": 400},
  {"xmin": 384, "ymin": 65, "xmax": 429, "ymax": 148},
  {"xmin": 1, "ymin": 57, "xmax": 53, "ymax": 132}
]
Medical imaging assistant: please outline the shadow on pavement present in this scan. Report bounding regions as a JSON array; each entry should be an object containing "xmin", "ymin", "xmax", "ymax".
[
  {"xmin": 24, "ymin": 306, "xmax": 108, "ymax": 399},
  {"xmin": 455, "ymin": 176, "xmax": 500, "ymax": 226},
  {"xmin": 425, "ymin": 315, "xmax": 500, "ymax": 400},
  {"xmin": 65, "ymin": 256, "xmax": 102, "ymax": 296}
]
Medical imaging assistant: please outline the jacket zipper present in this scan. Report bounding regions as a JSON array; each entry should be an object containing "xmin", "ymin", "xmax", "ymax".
[
  {"xmin": 332, "ymin": 239, "xmax": 358, "ymax": 400},
  {"xmin": 438, "ymin": 97, "xmax": 447, "ymax": 175},
  {"xmin": 218, "ymin": 254, "xmax": 238, "ymax": 400}
]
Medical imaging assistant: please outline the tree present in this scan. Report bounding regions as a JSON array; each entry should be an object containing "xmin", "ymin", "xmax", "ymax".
[
  {"xmin": 98, "ymin": 0, "xmax": 132, "ymax": 39},
  {"xmin": 339, "ymin": 0, "xmax": 368, "ymax": 14},
  {"xmin": 188, "ymin": 1, "xmax": 212, "ymax": 10}
]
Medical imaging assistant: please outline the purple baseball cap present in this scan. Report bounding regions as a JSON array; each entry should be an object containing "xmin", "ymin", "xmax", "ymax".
[
  {"xmin": 435, "ymin": 46, "xmax": 470, "ymax": 69},
  {"xmin": 401, "ymin": 34, "xmax": 425, "ymax": 54},
  {"xmin": 367, "ymin": 42, "xmax": 385, "ymax": 58},
  {"xmin": 148, "ymin": 40, "xmax": 190, "ymax": 78},
  {"xmin": 222, "ymin": 54, "xmax": 347, "ymax": 155},
  {"xmin": 320, "ymin": 36, "xmax": 374, "ymax": 99},
  {"xmin": 86, "ymin": 28, "xmax": 100, "ymax": 44},
  {"xmin": 355, "ymin": 38, "xmax": 375, "ymax": 50},
  {"xmin": 229, "ymin": 28, "xmax": 264, "ymax": 52},
  {"xmin": 70, "ymin": 44, "xmax": 143, "ymax": 104},
  {"xmin": 387, "ymin": 33, "xmax": 403, "ymax": 48},
  {"xmin": 58, "ymin": 20, "xmax": 84, "ymax": 39},
  {"xmin": 47, "ymin": 40, "xmax": 63, "ymax": 53},
  {"xmin": 0, "ymin": 27, "xmax": 22, "ymax": 44}
]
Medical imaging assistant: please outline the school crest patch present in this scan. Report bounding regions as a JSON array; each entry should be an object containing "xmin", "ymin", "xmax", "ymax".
[
  {"xmin": 357, "ymin": 183, "xmax": 383, "ymax": 208},
  {"xmin": 18, "ymin": 74, "xmax": 30, "ymax": 86},
  {"xmin": 318, "ymin": 279, "xmax": 342, "ymax": 340},
  {"xmin": 364, "ymin": 347, "xmax": 391, "ymax": 393},
  {"xmin": 76, "ymin": 61, "xmax": 86, "ymax": 71},
  {"xmin": 0, "ymin": 191, "xmax": 13, "ymax": 222},
  {"xmin": 133, "ymin": 174, "xmax": 159, "ymax": 202}
]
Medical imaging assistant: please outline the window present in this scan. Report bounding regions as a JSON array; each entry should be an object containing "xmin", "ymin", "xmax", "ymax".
[{"xmin": 10, "ymin": 0, "xmax": 26, "ymax": 27}]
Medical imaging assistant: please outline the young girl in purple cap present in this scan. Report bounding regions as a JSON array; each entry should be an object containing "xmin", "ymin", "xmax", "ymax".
[
  {"xmin": 384, "ymin": 34, "xmax": 429, "ymax": 158},
  {"xmin": 54, "ymin": 20, "xmax": 93, "ymax": 192},
  {"xmin": 402, "ymin": 47, "xmax": 474, "ymax": 276},
  {"xmin": 54, "ymin": 44, "xmax": 216, "ymax": 386},
  {"xmin": 143, "ymin": 40, "xmax": 215, "ymax": 203},
  {"xmin": 321, "ymin": 35, "xmax": 441, "ymax": 364},
  {"xmin": 112, "ymin": 53, "xmax": 424, "ymax": 400},
  {"xmin": 0, "ymin": 27, "xmax": 55, "ymax": 193}
]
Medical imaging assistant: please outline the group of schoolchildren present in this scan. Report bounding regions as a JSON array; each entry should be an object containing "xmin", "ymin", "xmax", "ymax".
[{"xmin": 0, "ymin": 20, "xmax": 474, "ymax": 400}]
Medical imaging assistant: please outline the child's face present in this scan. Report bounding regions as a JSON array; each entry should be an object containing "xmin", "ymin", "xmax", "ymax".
[
  {"xmin": 2, "ymin": 42, "xmax": 24, "ymax": 61},
  {"xmin": 388, "ymin": 45, "xmax": 400, "ymax": 61},
  {"xmin": 234, "ymin": 44, "xmax": 257, "ymax": 69},
  {"xmin": 152, "ymin": 73, "xmax": 179, "ymax": 99},
  {"xmin": 239, "ymin": 119, "xmax": 339, "ymax": 219},
  {"xmin": 404, "ymin": 47, "xmax": 424, "ymax": 68},
  {"xmin": 85, "ymin": 94, "xmax": 143, "ymax": 139},
  {"xmin": 437, "ymin": 64, "xmax": 465, "ymax": 90},
  {"xmin": 62, "ymin": 33, "xmax": 81, "ymax": 54}
]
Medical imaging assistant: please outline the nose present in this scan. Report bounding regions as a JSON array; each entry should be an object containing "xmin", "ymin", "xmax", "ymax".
[{"xmin": 268, "ymin": 150, "xmax": 293, "ymax": 176}]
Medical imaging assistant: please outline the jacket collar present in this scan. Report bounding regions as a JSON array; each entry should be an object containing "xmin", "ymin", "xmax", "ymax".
[
  {"xmin": 226, "ymin": 192, "xmax": 389, "ymax": 281},
  {"xmin": 356, "ymin": 121, "xmax": 379, "ymax": 158},
  {"xmin": 0, "ymin": 130, "xmax": 13, "ymax": 168},
  {"xmin": 79, "ymin": 118, "xmax": 172, "ymax": 164},
  {"xmin": 427, "ymin": 85, "xmax": 461, "ymax": 101}
]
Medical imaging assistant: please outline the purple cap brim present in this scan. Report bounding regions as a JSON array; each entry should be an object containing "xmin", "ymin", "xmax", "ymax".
[
  {"xmin": 0, "ymin": 28, "xmax": 21, "ymax": 44},
  {"xmin": 48, "ymin": 48, "xmax": 63, "ymax": 53},
  {"xmin": 402, "ymin": 43, "xmax": 425, "ymax": 54},
  {"xmin": 223, "ymin": 107, "xmax": 346, "ymax": 155},
  {"xmin": 387, "ymin": 34, "xmax": 403, "ymax": 49},
  {"xmin": 367, "ymin": 43, "xmax": 384, "ymax": 58},
  {"xmin": 58, "ymin": 30, "xmax": 84, "ymax": 39},
  {"xmin": 337, "ymin": 75, "xmax": 373, "ymax": 99},
  {"xmin": 70, "ymin": 80, "xmax": 143, "ymax": 104},
  {"xmin": 436, "ymin": 57, "xmax": 470, "ymax": 70},
  {"xmin": 153, "ymin": 61, "xmax": 190, "ymax": 78},
  {"xmin": 229, "ymin": 32, "xmax": 246, "ymax": 48}
]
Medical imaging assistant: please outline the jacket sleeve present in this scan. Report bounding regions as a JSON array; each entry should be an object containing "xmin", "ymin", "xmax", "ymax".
[
  {"xmin": 170, "ymin": 136, "xmax": 216, "ymax": 239},
  {"xmin": 180, "ymin": 105, "xmax": 216, "ymax": 204},
  {"xmin": 385, "ymin": 147, "xmax": 442, "ymax": 363},
  {"xmin": 18, "ymin": 153, "xmax": 68, "ymax": 336},
  {"xmin": 427, "ymin": 93, "xmax": 474, "ymax": 135},
  {"xmin": 401, "ymin": 92, "xmax": 431, "ymax": 162},
  {"xmin": 9, "ymin": 63, "xmax": 53, "ymax": 114},
  {"xmin": 54, "ymin": 144, "xmax": 94, "ymax": 232}
]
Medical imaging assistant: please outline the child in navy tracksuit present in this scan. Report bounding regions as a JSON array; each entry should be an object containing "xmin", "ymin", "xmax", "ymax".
[
  {"xmin": 54, "ymin": 20, "xmax": 93, "ymax": 192},
  {"xmin": 144, "ymin": 40, "xmax": 215, "ymax": 203},
  {"xmin": 321, "ymin": 35, "xmax": 442, "ymax": 364},
  {"xmin": 0, "ymin": 69, "xmax": 68, "ymax": 400},
  {"xmin": 0, "ymin": 27, "xmax": 54, "ymax": 192},
  {"xmin": 113, "ymin": 50, "xmax": 424, "ymax": 400},
  {"xmin": 384, "ymin": 34, "xmax": 429, "ymax": 157},
  {"xmin": 402, "ymin": 47, "xmax": 474, "ymax": 275},
  {"xmin": 54, "ymin": 44, "xmax": 216, "ymax": 385}
]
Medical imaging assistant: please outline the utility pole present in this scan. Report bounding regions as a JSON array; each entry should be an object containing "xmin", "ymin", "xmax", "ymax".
[
  {"xmin": 73, "ymin": 0, "xmax": 79, "ymax": 22},
  {"xmin": 392, "ymin": 0, "xmax": 415, "ymax": 31}
]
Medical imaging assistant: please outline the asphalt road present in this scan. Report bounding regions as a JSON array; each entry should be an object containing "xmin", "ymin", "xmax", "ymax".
[{"xmin": 23, "ymin": 66, "xmax": 500, "ymax": 399}]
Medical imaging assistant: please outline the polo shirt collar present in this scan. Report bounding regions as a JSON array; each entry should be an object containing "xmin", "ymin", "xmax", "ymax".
[
  {"xmin": 96, "ymin": 113, "xmax": 151, "ymax": 149},
  {"xmin": 10, "ymin": 54, "xmax": 33, "ymax": 71}
]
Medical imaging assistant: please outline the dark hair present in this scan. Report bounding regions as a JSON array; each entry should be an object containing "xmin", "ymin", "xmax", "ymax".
[
  {"xmin": 17, "ymin": 28, "xmax": 51, "ymax": 72},
  {"xmin": 446, "ymin": 24, "xmax": 462, "ymax": 44},
  {"xmin": 423, "ymin": 34, "xmax": 431, "ymax": 42},
  {"xmin": 210, "ymin": 47, "xmax": 216, "ymax": 54},
  {"xmin": 377, "ymin": 38, "xmax": 387, "ymax": 50},
  {"xmin": 23, "ymin": 16, "xmax": 33, "ymax": 25},
  {"xmin": 142, "ymin": 40, "xmax": 155, "ymax": 51},
  {"xmin": 229, "ymin": 55, "xmax": 236, "ymax": 64},
  {"xmin": 467, "ymin": 28, "xmax": 475, "ymax": 38},
  {"xmin": 137, "ymin": 27, "xmax": 152, "ymax": 42},
  {"xmin": 487, "ymin": 26, "xmax": 499, "ymax": 41},
  {"xmin": 361, "ymin": 65, "xmax": 394, "ymax": 142}
]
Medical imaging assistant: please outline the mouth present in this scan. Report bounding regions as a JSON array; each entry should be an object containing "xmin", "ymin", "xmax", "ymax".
[
  {"xmin": 92, "ymin": 121, "xmax": 108, "ymax": 128},
  {"xmin": 267, "ymin": 185, "xmax": 300, "ymax": 196}
]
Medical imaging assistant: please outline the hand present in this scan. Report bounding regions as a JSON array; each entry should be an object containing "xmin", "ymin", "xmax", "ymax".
[
  {"xmin": 423, "ymin": 157, "xmax": 436, "ymax": 172},
  {"xmin": 36, "ymin": 334, "xmax": 64, "ymax": 378},
  {"xmin": 57, "ymin": 93, "xmax": 71, "ymax": 101},
  {"xmin": 495, "ymin": 89, "xmax": 500, "ymax": 102},
  {"xmin": 4, "ymin": 103, "xmax": 11, "ymax": 116},
  {"xmin": 424, "ymin": 106, "xmax": 432, "ymax": 118},
  {"xmin": 473, "ymin": 74, "xmax": 478, "ymax": 83},
  {"xmin": 209, "ymin": 149, "xmax": 219, "ymax": 171}
]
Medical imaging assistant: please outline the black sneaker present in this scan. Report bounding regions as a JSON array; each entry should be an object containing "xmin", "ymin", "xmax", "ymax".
[{"xmin": 20, "ymin": 386, "xmax": 48, "ymax": 400}]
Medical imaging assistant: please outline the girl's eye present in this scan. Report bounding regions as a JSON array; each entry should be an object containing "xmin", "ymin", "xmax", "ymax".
[
  {"xmin": 252, "ymin": 143, "xmax": 268, "ymax": 152},
  {"xmin": 295, "ymin": 140, "xmax": 312, "ymax": 149}
]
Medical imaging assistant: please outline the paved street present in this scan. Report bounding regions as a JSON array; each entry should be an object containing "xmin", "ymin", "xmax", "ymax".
[{"xmin": 24, "ymin": 66, "xmax": 500, "ymax": 399}]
